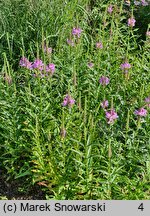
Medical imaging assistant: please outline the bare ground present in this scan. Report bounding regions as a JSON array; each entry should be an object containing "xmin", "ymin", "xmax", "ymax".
[{"xmin": 0, "ymin": 173, "xmax": 46, "ymax": 200}]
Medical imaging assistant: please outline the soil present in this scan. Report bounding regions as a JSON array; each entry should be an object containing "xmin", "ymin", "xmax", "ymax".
[{"xmin": 0, "ymin": 172, "xmax": 46, "ymax": 200}]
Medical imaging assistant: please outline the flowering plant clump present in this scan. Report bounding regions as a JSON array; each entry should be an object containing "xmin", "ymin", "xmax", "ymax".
[
  {"xmin": 134, "ymin": 107, "xmax": 147, "ymax": 117},
  {"xmin": 107, "ymin": 5, "xmax": 113, "ymax": 14},
  {"xmin": 134, "ymin": 0, "xmax": 148, "ymax": 6},
  {"xmin": 67, "ymin": 39, "xmax": 75, "ymax": 46},
  {"xmin": 144, "ymin": 96, "xmax": 150, "ymax": 103},
  {"xmin": 144, "ymin": 96, "xmax": 150, "ymax": 108},
  {"xmin": 99, "ymin": 76, "xmax": 110, "ymax": 86},
  {"xmin": 31, "ymin": 59, "xmax": 44, "ymax": 71},
  {"xmin": 96, "ymin": 42, "xmax": 103, "ymax": 49},
  {"xmin": 101, "ymin": 100, "xmax": 109, "ymax": 110},
  {"xmin": 120, "ymin": 62, "xmax": 131, "ymax": 73},
  {"xmin": 19, "ymin": 57, "xmax": 55, "ymax": 77},
  {"xmin": 44, "ymin": 46, "xmax": 52, "ymax": 54},
  {"xmin": 141, "ymin": 0, "xmax": 148, "ymax": 6},
  {"xmin": 72, "ymin": 27, "xmax": 82, "ymax": 38},
  {"xmin": 105, "ymin": 109, "xmax": 118, "ymax": 124},
  {"xmin": 46, "ymin": 63, "xmax": 55, "ymax": 75},
  {"xmin": 1, "ymin": 0, "xmax": 150, "ymax": 200},
  {"xmin": 128, "ymin": 17, "xmax": 136, "ymax": 27},
  {"xmin": 87, "ymin": 62, "xmax": 94, "ymax": 68},
  {"xmin": 62, "ymin": 94, "xmax": 75, "ymax": 107},
  {"xmin": 4, "ymin": 74, "xmax": 12, "ymax": 84},
  {"xmin": 19, "ymin": 57, "xmax": 32, "ymax": 69},
  {"xmin": 66, "ymin": 27, "xmax": 82, "ymax": 47},
  {"xmin": 146, "ymin": 31, "xmax": 150, "ymax": 37}
]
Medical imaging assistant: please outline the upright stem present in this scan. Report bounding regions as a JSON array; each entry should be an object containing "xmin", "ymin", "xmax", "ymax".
[{"xmin": 108, "ymin": 137, "xmax": 112, "ymax": 199}]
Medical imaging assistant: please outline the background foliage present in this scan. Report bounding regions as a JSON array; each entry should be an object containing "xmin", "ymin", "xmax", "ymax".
[{"xmin": 0, "ymin": 0, "xmax": 150, "ymax": 199}]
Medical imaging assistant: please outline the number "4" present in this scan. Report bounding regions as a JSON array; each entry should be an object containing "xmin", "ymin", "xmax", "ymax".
[{"xmin": 138, "ymin": 203, "xmax": 144, "ymax": 211}]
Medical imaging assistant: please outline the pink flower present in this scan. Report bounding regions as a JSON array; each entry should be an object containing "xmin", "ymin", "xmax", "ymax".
[
  {"xmin": 134, "ymin": 0, "xmax": 148, "ymax": 5},
  {"xmin": 120, "ymin": 62, "xmax": 131, "ymax": 73},
  {"xmin": 99, "ymin": 76, "xmax": 110, "ymax": 86},
  {"xmin": 96, "ymin": 42, "xmax": 103, "ymax": 49},
  {"xmin": 145, "ymin": 96, "xmax": 150, "ymax": 103},
  {"xmin": 141, "ymin": 0, "xmax": 148, "ymax": 6},
  {"xmin": 31, "ymin": 59, "xmax": 44, "ymax": 71},
  {"xmin": 87, "ymin": 62, "xmax": 94, "ymax": 68},
  {"xmin": 107, "ymin": 5, "xmax": 113, "ymax": 14},
  {"xmin": 46, "ymin": 63, "xmax": 55, "ymax": 75},
  {"xmin": 120, "ymin": 62, "xmax": 131, "ymax": 70},
  {"xmin": 134, "ymin": 107, "xmax": 147, "ymax": 117},
  {"xmin": 44, "ymin": 46, "xmax": 52, "ymax": 54},
  {"xmin": 67, "ymin": 39, "xmax": 75, "ymax": 46},
  {"xmin": 4, "ymin": 74, "xmax": 12, "ymax": 84},
  {"xmin": 146, "ymin": 31, "xmax": 150, "ymax": 37},
  {"xmin": 128, "ymin": 17, "xmax": 136, "ymax": 27},
  {"xmin": 101, "ymin": 100, "xmax": 109, "ymax": 109},
  {"xmin": 19, "ymin": 57, "xmax": 32, "ymax": 69},
  {"xmin": 144, "ymin": 97, "xmax": 150, "ymax": 108},
  {"xmin": 62, "ymin": 94, "xmax": 75, "ymax": 107},
  {"xmin": 72, "ymin": 28, "xmax": 82, "ymax": 38},
  {"xmin": 105, "ymin": 109, "xmax": 118, "ymax": 124}
]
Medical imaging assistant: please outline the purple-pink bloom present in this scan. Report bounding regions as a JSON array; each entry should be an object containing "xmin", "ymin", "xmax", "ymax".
[
  {"xmin": 120, "ymin": 62, "xmax": 131, "ymax": 69},
  {"xmin": 144, "ymin": 96, "xmax": 150, "ymax": 109},
  {"xmin": 96, "ymin": 42, "xmax": 103, "ymax": 49},
  {"xmin": 120, "ymin": 61, "xmax": 131, "ymax": 73},
  {"xmin": 72, "ymin": 28, "xmax": 82, "ymax": 38},
  {"xmin": 67, "ymin": 39, "xmax": 75, "ymax": 46},
  {"xmin": 107, "ymin": 5, "xmax": 113, "ymax": 14},
  {"xmin": 141, "ymin": 0, "xmax": 148, "ymax": 6},
  {"xmin": 19, "ymin": 57, "xmax": 32, "ymax": 69},
  {"xmin": 105, "ymin": 109, "xmax": 118, "ymax": 124},
  {"xmin": 146, "ymin": 31, "xmax": 150, "ymax": 37},
  {"xmin": 101, "ymin": 100, "xmax": 109, "ymax": 109},
  {"xmin": 128, "ymin": 17, "xmax": 136, "ymax": 27},
  {"xmin": 87, "ymin": 62, "xmax": 94, "ymax": 68},
  {"xmin": 44, "ymin": 46, "xmax": 52, "ymax": 54},
  {"xmin": 62, "ymin": 94, "xmax": 75, "ymax": 107},
  {"xmin": 99, "ymin": 76, "xmax": 110, "ymax": 86},
  {"xmin": 46, "ymin": 63, "xmax": 55, "ymax": 75},
  {"xmin": 134, "ymin": 107, "xmax": 147, "ymax": 117},
  {"xmin": 144, "ymin": 96, "xmax": 150, "ymax": 103},
  {"xmin": 62, "ymin": 97, "xmax": 68, "ymax": 106},
  {"xmin": 4, "ymin": 74, "xmax": 12, "ymax": 84},
  {"xmin": 134, "ymin": 0, "xmax": 148, "ymax": 5},
  {"xmin": 69, "ymin": 98, "xmax": 75, "ymax": 106},
  {"xmin": 31, "ymin": 59, "xmax": 44, "ymax": 71}
]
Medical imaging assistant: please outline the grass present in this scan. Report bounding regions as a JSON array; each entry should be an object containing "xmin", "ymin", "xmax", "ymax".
[{"xmin": 0, "ymin": 0, "xmax": 150, "ymax": 200}]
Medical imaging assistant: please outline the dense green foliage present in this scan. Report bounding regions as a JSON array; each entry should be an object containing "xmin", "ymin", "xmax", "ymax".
[{"xmin": 0, "ymin": 0, "xmax": 150, "ymax": 199}]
